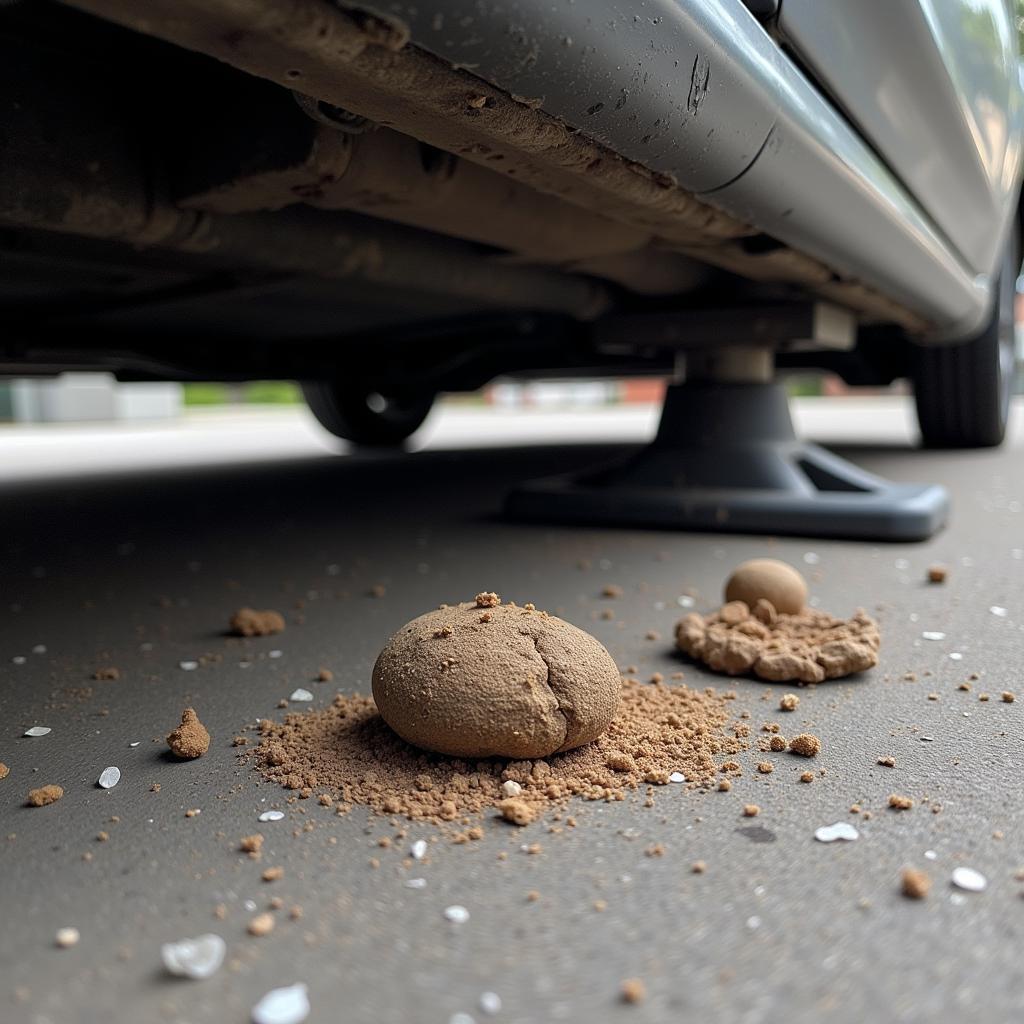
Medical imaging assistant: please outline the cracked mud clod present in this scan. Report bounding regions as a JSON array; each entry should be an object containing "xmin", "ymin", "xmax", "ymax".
[{"xmin": 371, "ymin": 596, "xmax": 621, "ymax": 758}]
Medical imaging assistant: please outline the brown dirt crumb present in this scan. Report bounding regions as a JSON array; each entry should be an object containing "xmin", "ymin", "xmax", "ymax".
[
  {"xmin": 620, "ymin": 978, "xmax": 646, "ymax": 1005},
  {"xmin": 902, "ymin": 867, "xmax": 931, "ymax": 899},
  {"xmin": 958, "ymin": 682, "xmax": 972, "ymax": 691},
  {"xmin": 601, "ymin": 584, "xmax": 623, "ymax": 599},
  {"xmin": 261, "ymin": 866, "xmax": 284, "ymax": 882},
  {"xmin": 644, "ymin": 843, "xmax": 665, "ymax": 857},
  {"xmin": 247, "ymin": 912, "xmax": 275, "ymax": 937},
  {"xmin": 593, "ymin": 899, "xmax": 607, "ymax": 912},
  {"xmin": 498, "ymin": 798, "xmax": 537, "ymax": 826},
  {"xmin": 229, "ymin": 608, "xmax": 285, "ymax": 637},
  {"xmin": 239, "ymin": 834, "xmax": 264, "ymax": 854},
  {"xmin": 757, "ymin": 761, "xmax": 774, "ymax": 774},
  {"xmin": 878, "ymin": 756, "xmax": 896, "ymax": 768},
  {"xmin": 93, "ymin": 666, "xmax": 120, "ymax": 681},
  {"xmin": 316, "ymin": 668, "xmax": 334, "ymax": 683},
  {"xmin": 27, "ymin": 785, "xmax": 63, "ymax": 807},
  {"xmin": 0, "ymin": 763, "xmax": 8, "ymax": 781},
  {"xmin": 691, "ymin": 860, "xmax": 706, "ymax": 874},
  {"xmin": 779, "ymin": 693, "xmax": 799, "ymax": 711},
  {"xmin": 888, "ymin": 794, "xmax": 913, "ymax": 810},
  {"xmin": 799, "ymin": 771, "xmax": 814, "ymax": 783},
  {"xmin": 475, "ymin": 591, "xmax": 500, "ymax": 608},
  {"xmin": 979, "ymin": 693, "xmax": 990, "ymax": 702},
  {"xmin": 1002, "ymin": 691, "xmax": 1016, "ymax": 703},
  {"xmin": 789, "ymin": 733, "xmax": 821, "ymax": 757},
  {"xmin": 96, "ymin": 830, "xmax": 109, "ymax": 842},
  {"xmin": 368, "ymin": 584, "xmax": 387, "ymax": 598},
  {"xmin": 769, "ymin": 736, "xmax": 787, "ymax": 752},
  {"xmin": 166, "ymin": 707, "xmax": 210, "ymax": 759},
  {"xmin": 185, "ymin": 808, "xmax": 201, "ymax": 818},
  {"xmin": 742, "ymin": 804, "xmax": 760, "ymax": 817},
  {"xmin": 717, "ymin": 779, "xmax": 732, "ymax": 792},
  {"xmin": 526, "ymin": 890, "xmax": 541, "ymax": 902},
  {"xmin": 644, "ymin": 631, "xmax": 659, "ymax": 641},
  {"xmin": 150, "ymin": 783, "xmax": 161, "ymax": 793},
  {"xmin": 927, "ymin": 565, "xmax": 947, "ymax": 584}
]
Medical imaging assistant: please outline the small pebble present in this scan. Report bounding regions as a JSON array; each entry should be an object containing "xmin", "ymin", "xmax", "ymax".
[
  {"xmin": 479, "ymin": 992, "xmax": 502, "ymax": 1015},
  {"xmin": 289, "ymin": 689, "xmax": 313, "ymax": 703},
  {"xmin": 55, "ymin": 927, "xmax": 80, "ymax": 948},
  {"xmin": 404, "ymin": 878, "xmax": 427, "ymax": 889},
  {"xmin": 161, "ymin": 934, "xmax": 226, "ymax": 979},
  {"xmin": 258, "ymin": 810, "xmax": 285, "ymax": 823},
  {"xmin": 98, "ymin": 767, "xmax": 121, "ymax": 789},
  {"xmin": 951, "ymin": 867, "xmax": 987, "ymax": 892},
  {"xmin": 269, "ymin": 650, "xmax": 283, "ymax": 659},
  {"xmin": 921, "ymin": 631, "xmax": 946, "ymax": 641},
  {"xmin": 668, "ymin": 772, "xmax": 685, "ymax": 784},
  {"xmin": 444, "ymin": 905, "xmax": 470, "ymax": 924},
  {"xmin": 411, "ymin": 839, "xmax": 428, "ymax": 860},
  {"xmin": 24, "ymin": 727, "xmax": 51, "ymax": 737},
  {"xmin": 814, "ymin": 822, "xmax": 859, "ymax": 843},
  {"xmin": 252, "ymin": 983, "xmax": 310, "ymax": 1024},
  {"xmin": 989, "ymin": 606, "xmax": 1008, "ymax": 618},
  {"xmin": 179, "ymin": 661, "xmax": 199, "ymax": 671}
]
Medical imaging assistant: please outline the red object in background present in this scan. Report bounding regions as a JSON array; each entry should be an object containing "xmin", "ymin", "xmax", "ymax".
[{"xmin": 620, "ymin": 379, "xmax": 666, "ymax": 404}]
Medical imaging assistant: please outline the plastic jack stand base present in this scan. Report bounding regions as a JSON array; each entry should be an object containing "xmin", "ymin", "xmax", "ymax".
[{"xmin": 506, "ymin": 382, "xmax": 949, "ymax": 541}]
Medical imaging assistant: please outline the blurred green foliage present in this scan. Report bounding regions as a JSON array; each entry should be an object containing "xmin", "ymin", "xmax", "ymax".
[{"xmin": 183, "ymin": 381, "xmax": 302, "ymax": 406}]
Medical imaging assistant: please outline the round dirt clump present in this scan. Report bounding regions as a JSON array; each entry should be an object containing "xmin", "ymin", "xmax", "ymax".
[
  {"xmin": 724, "ymin": 559, "xmax": 807, "ymax": 615},
  {"xmin": 372, "ymin": 596, "xmax": 621, "ymax": 758},
  {"xmin": 676, "ymin": 602, "xmax": 880, "ymax": 683}
]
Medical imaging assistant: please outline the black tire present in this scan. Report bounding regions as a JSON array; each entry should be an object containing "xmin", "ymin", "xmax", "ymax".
[
  {"xmin": 302, "ymin": 378, "xmax": 434, "ymax": 447},
  {"xmin": 913, "ymin": 225, "xmax": 1019, "ymax": 448}
]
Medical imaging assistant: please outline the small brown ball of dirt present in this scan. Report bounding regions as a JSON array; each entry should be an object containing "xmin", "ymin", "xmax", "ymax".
[
  {"xmin": 166, "ymin": 707, "xmax": 210, "ymax": 759},
  {"xmin": 229, "ymin": 608, "xmax": 285, "ymax": 637},
  {"xmin": 901, "ymin": 867, "xmax": 931, "ymax": 899},
  {"xmin": 372, "ymin": 599, "xmax": 621, "ymax": 758},
  {"xmin": 788, "ymin": 733, "xmax": 821, "ymax": 757},
  {"xmin": 724, "ymin": 559, "xmax": 807, "ymax": 615},
  {"xmin": 27, "ymin": 784, "xmax": 63, "ymax": 807},
  {"xmin": 927, "ymin": 565, "xmax": 947, "ymax": 584},
  {"xmin": 498, "ymin": 798, "xmax": 537, "ymax": 826}
]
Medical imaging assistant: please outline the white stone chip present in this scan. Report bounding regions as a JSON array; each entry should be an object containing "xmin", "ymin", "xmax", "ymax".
[
  {"xmin": 404, "ymin": 878, "xmax": 427, "ymax": 889},
  {"xmin": 803, "ymin": 552, "xmax": 820, "ymax": 565},
  {"xmin": 948, "ymin": 652, "xmax": 963, "ymax": 661},
  {"xmin": 55, "ymin": 927, "xmax": 80, "ymax": 948},
  {"xmin": 921, "ymin": 631, "xmax": 946, "ymax": 641},
  {"xmin": 444, "ymin": 905, "xmax": 470, "ymax": 924},
  {"xmin": 479, "ymin": 992, "xmax": 502, "ymax": 1015},
  {"xmin": 289, "ymin": 688, "xmax": 314, "ymax": 702},
  {"xmin": 676, "ymin": 595, "xmax": 695, "ymax": 608},
  {"xmin": 924, "ymin": 850, "xmax": 938, "ymax": 861},
  {"xmin": 98, "ymin": 767, "xmax": 121, "ymax": 789},
  {"xmin": 989, "ymin": 606, "xmax": 1008, "ymax": 617},
  {"xmin": 129, "ymin": 741, "xmax": 140, "ymax": 747},
  {"xmin": 449, "ymin": 1014, "xmax": 476, "ymax": 1024},
  {"xmin": 814, "ymin": 822, "xmax": 859, "ymax": 843},
  {"xmin": 32, "ymin": 645, "xmax": 47, "ymax": 655},
  {"xmin": 24, "ymin": 726, "xmax": 51, "ymax": 737},
  {"xmin": 161, "ymin": 934, "xmax": 226, "ymax": 980},
  {"xmin": 259, "ymin": 810, "xmax": 285, "ymax": 823},
  {"xmin": 269, "ymin": 650, "xmax": 283, "ymax": 659},
  {"xmin": 411, "ymin": 839, "xmax": 427, "ymax": 861},
  {"xmin": 669, "ymin": 771, "xmax": 686, "ymax": 783},
  {"xmin": 12, "ymin": 656, "xmax": 26, "ymax": 665},
  {"xmin": 179, "ymin": 660, "xmax": 199, "ymax": 671},
  {"xmin": 951, "ymin": 867, "xmax": 987, "ymax": 892},
  {"xmin": 501, "ymin": 780, "xmax": 522, "ymax": 798},
  {"xmin": 252, "ymin": 983, "xmax": 310, "ymax": 1024}
]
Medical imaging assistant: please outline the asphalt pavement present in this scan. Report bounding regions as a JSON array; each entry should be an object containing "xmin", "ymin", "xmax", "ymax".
[{"xmin": 1, "ymin": 397, "xmax": 1023, "ymax": 1024}]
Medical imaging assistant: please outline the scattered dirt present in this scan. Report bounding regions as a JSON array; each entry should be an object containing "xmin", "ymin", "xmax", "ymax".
[
  {"xmin": 620, "ymin": 978, "xmax": 646, "ymax": 1005},
  {"xmin": 316, "ymin": 668, "xmax": 334, "ymax": 683},
  {"xmin": 779, "ymin": 693, "xmax": 799, "ymax": 712},
  {"xmin": 229, "ymin": 607, "xmax": 285, "ymax": 637},
  {"xmin": 902, "ymin": 867, "xmax": 931, "ymax": 899},
  {"xmin": 1002, "ymin": 691, "xmax": 1015, "ymax": 703},
  {"xmin": 498, "ymin": 798, "xmax": 537, "ymax": 826},
  {"xmin": 788, "ymin": 733, "xmax": 821, "ymax": 757},
  {"xmin": 371, "ymin": 595, "xmax": 622, "ymax": 759},
  {"xmin": 92, "ymin": 667, "xmax": 120, "ymax": 681},
  {"xmin": 261, "ymin": 866, "xmax": 284, "ymax": 882},
  {"xmin": 742, "ymin": 804, "xmax": 760, "ymax": 817},
  {"xmin": 878, "ymin": 756, "xmax": 896, "ymax": 768},
  {"xmin": 239, "ymin": 834, "xmax": 264, "ymax": 854},
  {"xmin": 677, "ymin": 601, "xmax": 880, "ymax": 683},
  {"xmin": 927, "ymin": 566, "xmax": 948, "ymax": 584},
  {"xmin": 27, "ymin": 784, "xmax": 63, "ymax": 807},
  {"xmin": 248, "ymin": 679, "xmax": 743, "ymax": 826},
  {"xmin": 247, "ymin": 912, "xmax": 275, "ymax": 936},
  {"xmin": 166, "ymin": 708, "xmax": 210, "ymax": 759},
  {"xmin": 889, "ymin": 794, "xmax": 913, "ymax": 810},
  {"xmin": 0, "ymin": 762, "xmax": 8, "ymax": 781},
  {"xmin": 799, "ymin": 771, "xmax": 814, "ymax": 783}
]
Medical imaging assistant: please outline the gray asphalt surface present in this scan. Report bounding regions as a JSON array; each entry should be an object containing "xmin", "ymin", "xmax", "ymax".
[{"xmin": 2, "ymin": 406, "xmax": 1023, "ymax": 1024}]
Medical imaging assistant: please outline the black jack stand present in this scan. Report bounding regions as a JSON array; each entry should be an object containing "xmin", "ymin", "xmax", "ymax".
[{"xmin": 506, "ymin": 380, "xmax": 948, "ymax": 540}]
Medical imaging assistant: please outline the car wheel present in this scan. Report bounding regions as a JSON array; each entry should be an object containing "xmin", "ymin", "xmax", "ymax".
[
  {"xmin": 302, "ymin": 379, "xmax": 435, "ymax": 447},
  {"xmin": 913, "ymin": 224, "xmax": 1019, "ymax": 449}
]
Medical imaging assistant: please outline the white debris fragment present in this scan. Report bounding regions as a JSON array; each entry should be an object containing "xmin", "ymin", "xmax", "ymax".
[
  {"xmin": 179, "ymin": 660, "xmax": 199, "ymax": 671},
  {"xmin": 243, "ymin": 899, "xmax": 257, "ymax": 912},
  {"xmin": 252, "ymin": 983, "xmax": 310, "ymax": 1024},
  {"xmin": 924, "ymin": 850, "xmax": 938, "ymax": 860},
  {"xmin": 479, "ymin": 992, "xmax": 502, "ymax": 1015},
  {"xmin": 129, "ymin": 741, "xmax": 140, "ymax": 747},
  {"xmin": 98, "ymin": 767, "xmax": 121, "ymax": 789},
  {"xmin": 921, "ymin": 631, "xmax": 946, "ymax": 641},
  {"xmin": 24, "ymin": 726, "xmax": 51, "ymax": 737},
  {"xmin": 444, "ymin": 905, "xmax": 470, "ymax": 924},
  {"xmin": 32, "ymin": 645, "xmax": 47, "ymax": 655},
  {"xmin": 259, "ymin": 810, "xmax": 285, "ymax": 823},
  {"xmin": 803, "ymin": 552, "xmax": 820, "ymax": 565},
  {"xmin": 668, "ymin": 772, "xmax": 686, "ymax": 784},
  {"xmin": 55, "ymin": 927, "xmax": 80, "ymax": 948},
  {"xmin": 449, "ymin": 1014, "xmax": 476, "ymax": 1024},
  {"xmin": 989, "ymin": 606, "xmax": 1008, "ymax": 618},
  {"xmin": 12, "ymin": 656, "xmax": 26, "ymax": 665},
  {"xmin": 404, "ymin": 878, "xmax": 427, "ymax": 889},
  {"xmin": 920, "ymin": 736, "xmax": 934, "ymax": 742},
  {"xmin": 676, "ymin": 595, "xmax": 695, "ymax": 608},
  {"xmin": 951, "ymin": 867, "xmax": 987, "ymax": 892},
  {"xmin": 288, "ymin": 689, "xmax": 313, "ymax": 702},
  {"xmin": 411, "ymin": 839, "xmax": 428, "ymax": 861},
  {"xmin": 814, "ymin": 822, "xmax": 859, "ymax": 843},
  {"xmin": 501, "ymin": 780, "xmax": 523, "ymax": 798},
  {"xmin": 948, "ymin": 652, "xmax": 963, "ymax": 661},
  {"xmin": 269, "ymin": 650, "xmax": 283, "ymax": 659},
  {"xmin": 161, "ymin": 934, "xmax": 226, "ymax": 980},
  {"xmin": 893, "ymin": 558, "xmax": 909, "ymax": 570},
  {"xmin": 746, "ymin": 915, "xmax": 762, "ymax": 930}
]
